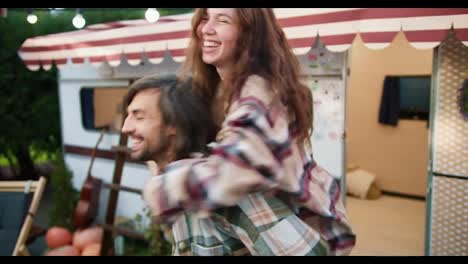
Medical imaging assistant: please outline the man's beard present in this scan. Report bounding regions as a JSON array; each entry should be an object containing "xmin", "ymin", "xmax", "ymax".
[{"xmin": 130, "ymin": 137, "xmax": 172, "ymax": 164}]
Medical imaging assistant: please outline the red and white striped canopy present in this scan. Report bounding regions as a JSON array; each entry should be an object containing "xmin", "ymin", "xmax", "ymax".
[{"xmin": 18, "ymin": 8, "xmax": 468, "ymax": 71}]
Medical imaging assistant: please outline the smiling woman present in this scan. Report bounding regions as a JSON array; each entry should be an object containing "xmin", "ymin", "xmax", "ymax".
[
  {"xmin": 197, "ymin": 8, "xmax": 239, "ymax": 76},
  {"xmin": 142, "ymin": 8, "xmax": 356, "ymax": 256}
]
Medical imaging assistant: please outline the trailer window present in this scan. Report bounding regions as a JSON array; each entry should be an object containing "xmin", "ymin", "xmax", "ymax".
[
  {"xmin": 398, "ymin": 76, "xmax": 431, "ymax": 121},
  {"xmin": 80, "ymin": 87, "xmax": 129, "ymax": 132}
]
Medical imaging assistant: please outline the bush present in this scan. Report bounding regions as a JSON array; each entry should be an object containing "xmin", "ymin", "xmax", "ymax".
[
  {"xmin": 134, "ymin": 207, "xmax": 173, "ymax": 256},
  {"xmin": 48, "ymin": 152, "xmax": 79, "ymax": 230}
]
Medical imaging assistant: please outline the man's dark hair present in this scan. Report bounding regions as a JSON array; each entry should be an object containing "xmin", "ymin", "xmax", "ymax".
[{"xmin": 123, "ymin": 74, "xmax": 216, "ymax": 160}]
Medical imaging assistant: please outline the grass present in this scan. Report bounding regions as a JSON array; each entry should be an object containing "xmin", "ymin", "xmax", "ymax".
[
  {"xmin": 0, "ymin": 148, "xmax": 58, "ymax": 166},
  {"xmin": 31, "ymin": 149, "xmax": 58, "ymax": 164},
  {"xmin": 0, "ymin": 156, "xmax": 10, "ymax": 166}
]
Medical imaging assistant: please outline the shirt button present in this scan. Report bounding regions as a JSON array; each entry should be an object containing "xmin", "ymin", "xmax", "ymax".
[{"xmin": 178, "ymin": 241, "xmax": 187, "ymax": 250}]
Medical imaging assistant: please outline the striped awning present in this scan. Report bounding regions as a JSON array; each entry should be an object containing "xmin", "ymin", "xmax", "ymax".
[{"xmin": 18, "ymin": 8, "xmax": 468, "ymax": 71}]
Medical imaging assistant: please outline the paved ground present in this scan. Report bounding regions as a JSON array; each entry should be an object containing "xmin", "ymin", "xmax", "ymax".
[{"xmin": 346, "ymin": 195, "xmax": 426, "ymax": 256}]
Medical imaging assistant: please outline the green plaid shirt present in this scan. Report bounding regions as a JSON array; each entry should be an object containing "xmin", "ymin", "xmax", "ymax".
[{"xmin": 162, "ymin": 186, "xmax": 353, "ymax": 256}]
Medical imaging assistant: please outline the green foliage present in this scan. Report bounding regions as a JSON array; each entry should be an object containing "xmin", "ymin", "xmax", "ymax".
[
  {"xmin": 0, "ymin": 10, "xmax": 70, "ymax": 175},
  {"xmin": 48, "ymin": 152, "xmax": 79, "ymax": 230},
  {"xmin": 0, "ymin": 8, "xmax": 193, "ymax": 176},
  {"xmin": 134, "ymin": 207, "xmax": 173, "ymax": 256},
  {"xmin": 0, "ymin": 148, "xmax": 58, "ymax": 166}
]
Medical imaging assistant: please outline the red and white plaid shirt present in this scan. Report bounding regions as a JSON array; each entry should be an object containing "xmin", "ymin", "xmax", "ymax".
[{"xmin": 144, "ymin": 75, "xmax": 356, "ymax": 255}]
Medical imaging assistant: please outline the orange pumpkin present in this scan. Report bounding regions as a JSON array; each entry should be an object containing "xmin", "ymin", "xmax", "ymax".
[
  {"xmin": 81, "ymin": 243, "xmax": 101, "ymax": 256},
  {"xmin": 73, "ymin": 226, "xmax": 103, "ymax": 250},
  {"xmin": 45, "ymin": 226, "xmax": 73, "ymax": 249},
  {"xmin": 45, "ymin": 245, "xmax": 80, "ymax": 256}
]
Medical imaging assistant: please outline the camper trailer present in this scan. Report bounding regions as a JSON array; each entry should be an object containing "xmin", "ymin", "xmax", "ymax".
[
  {"xmin": 54, "ymin": 40, "xmax": 348, "ymax": 225},
  {"xmin": 18, "ymin": 8, "xmax": 468, "ymax": 255}
]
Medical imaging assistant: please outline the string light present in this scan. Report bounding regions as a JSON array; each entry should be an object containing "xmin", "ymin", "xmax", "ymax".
[
  {"xmin": 23, "ymin": 8, "xmax": 175, "ymax": 27},
  {"xmin": 26, "ymin": 8, "xmax": 37, "ymax": 24},
  {"xmin": 72, "ymin": 8, "xmax": 86, "ymax": 29},
  {"xmin": 145, "ymin": 8, "xmax": 160, "ymax": 23}
]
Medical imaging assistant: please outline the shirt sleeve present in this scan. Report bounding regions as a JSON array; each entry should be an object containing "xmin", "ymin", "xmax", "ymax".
[{"xmin": 143, "ymin": 75, "xmax": 306, "ymax": 223}]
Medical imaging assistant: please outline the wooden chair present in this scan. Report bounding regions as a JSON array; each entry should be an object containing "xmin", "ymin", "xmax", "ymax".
[{"xmin": 0, "ymin": 176, "xmax": 47, "ymax": 256}]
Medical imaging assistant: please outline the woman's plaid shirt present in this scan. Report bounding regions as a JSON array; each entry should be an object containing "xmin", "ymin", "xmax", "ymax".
[{"xmin": 144, "ymin": 75, "xmax": 356, "ymax": 256}]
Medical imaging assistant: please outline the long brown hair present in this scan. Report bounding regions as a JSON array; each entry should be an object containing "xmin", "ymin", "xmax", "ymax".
[{"xmin": 180, "ymin": 8, "xmax": 313, "ymax": 149}]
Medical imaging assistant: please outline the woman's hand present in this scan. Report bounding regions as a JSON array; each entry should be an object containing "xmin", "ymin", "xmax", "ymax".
[{"xmin": 146, "ymin": 161, "xmax": 160, "ymax": 176}]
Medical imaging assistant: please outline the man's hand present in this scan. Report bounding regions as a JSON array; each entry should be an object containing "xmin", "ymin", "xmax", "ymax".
[{"xmin": 146, "ymin": 161, "xmax": 160, "ymax": 176}]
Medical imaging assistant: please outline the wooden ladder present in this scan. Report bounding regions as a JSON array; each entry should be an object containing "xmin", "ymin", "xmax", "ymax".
[
  {"xmin": 98, "ymin": 84, "xmax": 148, "ymax": 256},
  {"xmin": 99, "ymin": 130, "xmax": 126, "ymax": 256},
  {"xmin": 98, "ymin": 130, "xmax": 152, "ymax": 256}
]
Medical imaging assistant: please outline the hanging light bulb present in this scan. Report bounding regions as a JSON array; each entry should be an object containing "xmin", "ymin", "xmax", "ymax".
[
  {"xmin": 145, "ymin": 8, "xmax": 160, "ymax": 23},
  {"xmin": 26, "ymin": 9, "xmax": 37, "ymax": 24},
  {"xmin": 72, "ymin": 8, "xmax": 86, "ymax": 29}
]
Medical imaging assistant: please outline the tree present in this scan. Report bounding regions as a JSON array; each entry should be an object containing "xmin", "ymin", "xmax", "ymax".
[
  {"xmin": 0, "ymin": 10, "xmax": 62, "ymax": 179},
  {"xmin": 0, "ymin": 8, "xmax": 193, "ymax": 180}
]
